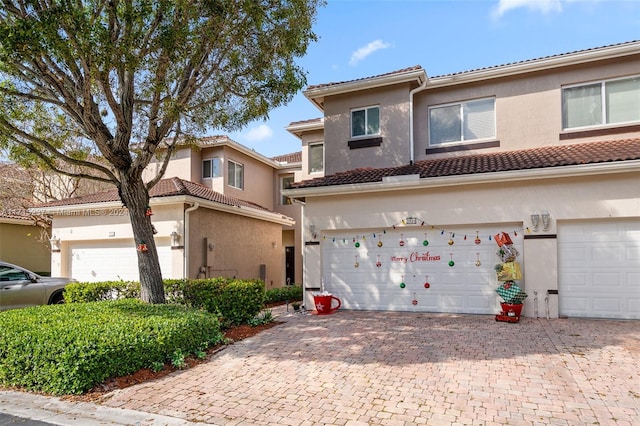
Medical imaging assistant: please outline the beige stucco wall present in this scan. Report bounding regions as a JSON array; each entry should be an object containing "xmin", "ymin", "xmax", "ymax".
[
  {"xmin": 314, "ymin": 56, "xmax": 640, "ymax": 176},
  {"xmin": 0, "ymin": 222, "xmax": 51, "ymax": 275},
  {"xmin": 413, "ymin": 56, "xmax": 640, "ymax": 160},
  {"xmin": 299, "ymin": 129, "xmax": 325, "ymax": 181},
  {"xmin": 49, "ymin": 203, "xmax": 185, "ymax": 278},
  {"xmin": 187, "ymin": 208, "xmax": 284, "ymax": 288},
  {"xmin": 302, "ymin": 170, "xmax": 640, "ymax": 318},
  {"xmin": 144, "ymin": 146, "xmax": 194, "ymax": 182},
  {"xmin": 323, "ymin": 83, "xmax": 412, "ymax": 175}
]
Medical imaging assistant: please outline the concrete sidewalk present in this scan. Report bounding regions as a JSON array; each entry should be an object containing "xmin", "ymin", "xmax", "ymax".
[{"xmin": 1, "ymin": 307, "xmax": 639, "ymax": 425}]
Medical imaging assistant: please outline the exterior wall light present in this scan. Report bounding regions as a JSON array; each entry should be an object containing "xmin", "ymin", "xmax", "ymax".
[
  {"xmin": 541, "ymin": 212, "xmax": 551, "ymax": 231},
  {"xmin": 170, "ymin": 231, "xmax": 183, "ymax": 249},
  {"xmin": 50, "ymin": 236, "xmax": 61, "ymax": 252},
  {"xmin": 530, "ymin": 213, "xmax": 540, "ymax": 232}
]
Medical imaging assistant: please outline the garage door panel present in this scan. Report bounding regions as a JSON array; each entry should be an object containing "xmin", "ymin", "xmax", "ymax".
[
  {"xmin": 559, "ymin": 219, "xmax": 640, "ymax": 319},
  {"xmin": 323, "ymin": 224, "xmax": 522, "ymax": 314},
  {"xmin": 71, "ymin": 241, "xmax": 171, "ymax": 283}
]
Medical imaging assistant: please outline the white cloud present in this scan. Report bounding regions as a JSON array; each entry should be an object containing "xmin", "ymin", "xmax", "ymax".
[
  {"xmin": 244, "ymin": 124, "xmax": 273, "ymax": 142},
  {"xmin": 492, "ymin": 0, "xmax": 564, "ymax": 17},
  {"xmin": 349, "ymin": 40, "xmax": 392, "ymax": 66}
]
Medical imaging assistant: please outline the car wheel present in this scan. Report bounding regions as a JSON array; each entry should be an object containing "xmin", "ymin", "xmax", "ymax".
[{"xmin": 50, "ymin": 293, "xmax": 65, "ymax": 305}]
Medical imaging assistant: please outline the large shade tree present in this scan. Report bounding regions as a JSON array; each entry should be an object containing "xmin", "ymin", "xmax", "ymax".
[{"xmin": 0, "ymin": 0, "xmax": 322, "ymax": 303}]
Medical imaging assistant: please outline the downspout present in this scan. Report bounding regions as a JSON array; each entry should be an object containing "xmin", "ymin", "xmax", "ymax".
[
  {"xmin": 409, "ymin": 76, "xmax": 428, "ymax": 164},
  {"xmin": 183, "ymin": 202, "xmax": 200, "ymax": 279}
]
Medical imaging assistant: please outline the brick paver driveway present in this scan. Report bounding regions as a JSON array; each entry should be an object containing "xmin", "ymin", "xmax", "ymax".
[{"xmin": 101, "ymin": 309, "xmax": 639, "ymax": 425}]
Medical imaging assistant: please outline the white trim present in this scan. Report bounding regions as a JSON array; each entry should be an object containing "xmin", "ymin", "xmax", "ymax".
[
  {"xmin": 0, "ymin": 217, "xmax": 34, "ymax": 225},
  {"xmin": 30, "ymin": 195, "xmax": 295, "ymax": 226},
  {"xmin": 283, "ymin": 160, "xmax": 640, "ymax": 199},
  {"xmin": 428, "ymin": 41, "xmax": 640, "ymax": 89}
]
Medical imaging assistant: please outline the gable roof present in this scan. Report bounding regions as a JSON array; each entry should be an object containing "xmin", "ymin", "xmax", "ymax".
[
  {"xmin": 291, "ymin": 138, "xmax": 640, "ymax": 189},
  {"xmin": 35, "ymin": 177, "xmax": 271, "ymax": 212},
  {"xmin": 271, "ymin": 151, "xmax": 302, "ymax": 164},
  {"xmin": 303, "ymin": 40, "xmax": 640, "ymax": 108}
]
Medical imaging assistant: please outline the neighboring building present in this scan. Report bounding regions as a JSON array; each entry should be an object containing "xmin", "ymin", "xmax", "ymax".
[
  {"xmin": 36, "ymin": 137, "xmax": 303, "ymax": 289},
  {"xmin": 0, "ymin": 211, "xmax": 51, "ymax": 275},
  {"xmin": 0, "ymin": 163, "xmax": 51, "ymax": 274},
  {"xmin": 283, "ymin": 40, "xmax": 640, "ymax": 320}
]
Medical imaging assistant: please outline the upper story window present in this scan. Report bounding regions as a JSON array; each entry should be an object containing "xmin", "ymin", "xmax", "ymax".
[
  {"xmin": 309, "ymin": 143, "xmax": 324, "ymax": 174},
  {"xmin": 351, "ymin": 106, "xmax": 380, "ymax": 138},
  {"xmin": 228, "ymin": 160, "xmax": 244, "ymax": 189},
  {"xmin": 429, "ymin": 98, "xmax": 496, "ymax": 146},
  {"xmin": 202, "ymin": 157, "xmax": 221, "ymax": 179},
  {"xmin": 562, "ymin": 76, "xmax": 640, "ymax": 130},
  {"xmin": 281, "ymin": 175, "xmax": 294, "ymax": 205}
]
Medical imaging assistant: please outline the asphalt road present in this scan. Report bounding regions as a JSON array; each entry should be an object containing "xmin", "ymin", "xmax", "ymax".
[{"xmin": 0, "ymin": 413, "xmax": 56, "ymax": 425}]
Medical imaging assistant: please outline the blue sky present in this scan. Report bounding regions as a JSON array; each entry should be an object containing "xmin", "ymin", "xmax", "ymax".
[{"xmin": 226, "ymin": 0, "xmax": 640, "ymax": 158}]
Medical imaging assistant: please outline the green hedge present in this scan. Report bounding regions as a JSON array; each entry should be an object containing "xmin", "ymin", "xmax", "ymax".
[
  {"xmin": 265, "ymin": 285, "xmax": 303, "ymax": 304},
  {"xmin": 64, "ymin": 278, "xmax": 266, "ymax": 326},
  {"xmin": 0, "ymin": 300, "xmax": 223, "ymax": 395}
]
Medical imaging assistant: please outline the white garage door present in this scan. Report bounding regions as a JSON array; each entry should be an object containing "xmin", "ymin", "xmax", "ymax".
[
  {"xmin": 558, "ymin": 219, "xmax": 640, "ymax": 319},
  {"xmin": 323, "ymin": 224, "xmax": 523, "ymax": 314},
  {"xmin": 71, "ymin": 240, "xmax": 172, "ymax": 282}
]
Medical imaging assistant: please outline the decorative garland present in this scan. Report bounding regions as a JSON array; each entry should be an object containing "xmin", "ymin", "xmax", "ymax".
[{"xmin": 318, "ymin": 216, "xmax": 528, "ymax": 246}]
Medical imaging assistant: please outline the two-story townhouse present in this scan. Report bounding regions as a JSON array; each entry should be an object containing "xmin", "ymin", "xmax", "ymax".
[
  {"xmin": 284, "ymin": 40, "xmax": 640, "ymax": 320},
  {"xmin": 36, "ymin": 136, "xmax": 304, "ymax": 288}
]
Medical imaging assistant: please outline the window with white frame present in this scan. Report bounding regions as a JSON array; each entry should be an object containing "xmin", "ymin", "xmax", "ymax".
[
  {"xmin": 351, "ymin": 106, "xmax": 380, "ymax": 138},
  {"xmin": 562, "ymin": 76, "xmax": 640, "ymax": 130},
  {"xmin": 309, "ymin": 143, "xmax": 324, "ymax": 174},
  {"xmin": 228, "ymin": 160, "xmax": 244, "ymax": 189},
  {"xmin": 281, "ymin": 175, "xmax": 294, "ymax": 205},
  {"xmin": 429, "ymin": 98, "xmax": 496, "ymax": 146},
  {"xmin": 202, "ymin": 157, "xmax": 221, "ymax": 179}
]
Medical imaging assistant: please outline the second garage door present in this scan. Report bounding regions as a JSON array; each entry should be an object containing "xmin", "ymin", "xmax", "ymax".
[
  {"xmin": 558, "ymin": 219, "xmax": 640, "ymax": 319},
  {"xmin": 322, "ymin": 224, "xmax": 524, "ymax": 314},
  {"xmin": 70, "ymin": 240, "xmax": 172, "ymax": 282}
]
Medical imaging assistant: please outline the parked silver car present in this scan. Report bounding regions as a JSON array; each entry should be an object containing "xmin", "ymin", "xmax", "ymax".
[{"xmin": 0, "ymin": 261, "xmax": 76, "ymax": 311}]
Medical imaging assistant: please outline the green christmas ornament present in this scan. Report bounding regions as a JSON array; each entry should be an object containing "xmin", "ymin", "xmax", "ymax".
[
  {"xmin": 448, "ymin": 260, "xmax": 455, "ymax": 267},
  {"xmin": 355, "ymin": 242, "xmax": 360, "ymax": 248},
  {"xmin": 422, "ymin": 240, "xmax": 429, "ymax": 246},
  {"xmin": 400, "ymin": 282, "xmax": 406, "ymax": 289}
]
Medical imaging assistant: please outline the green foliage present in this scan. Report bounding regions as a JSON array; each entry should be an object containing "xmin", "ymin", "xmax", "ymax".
[
  {"xmin": 66, "ymin": 278, "xmax": 266, "ymax": 327},
  {"xmin": 63, "ymin": 281, "xmax": 140, "ymax": 302},
  {"xmin": 0, "ymin": 300, "xmax": 223, "ymax": 395},
  {"xmin": 265, "ymin": 285, "xmax": 303, "ymax": 304},
  {"xmin": 248, "ymin": 309, "xmax": 274, "ymax": 327},
  {"xmin": 183, "ymin": 278, "xmax": 265, "ymax": 326}
]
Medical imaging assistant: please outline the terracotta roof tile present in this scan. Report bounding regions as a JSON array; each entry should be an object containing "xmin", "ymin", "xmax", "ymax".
[
  {"xmin": 306, "ymin": 65, "xmax": 423, "ymax": 91},
  {"xmin": 433, "ymin": 40, "xmax": 640, "ymax": 79},
  {"xmin": 35, "ymin": 177, "xmax": 271, "ymax": 212},
  {"xmin": 271, "ymin": 151, "xmax": 302, "ymax": 164},
  {"xmin": 293, "ymin": 138, "xmax": 640, "ymax": 189}
]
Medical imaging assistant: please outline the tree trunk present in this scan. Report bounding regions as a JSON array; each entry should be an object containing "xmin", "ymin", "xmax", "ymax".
[{"xmin": 118, "ymin": 174, "xmax": 165, "ymax": 304}]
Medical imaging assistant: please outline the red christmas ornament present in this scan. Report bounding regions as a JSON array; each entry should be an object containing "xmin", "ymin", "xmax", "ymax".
[{"xmin": 145, "ymin": 207, "xmax": 153, "ymax": 217}]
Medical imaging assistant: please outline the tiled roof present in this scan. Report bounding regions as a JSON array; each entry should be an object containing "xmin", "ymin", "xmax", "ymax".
[
  {"xmin": 35, "ymin": 177, "xmax": 271, "ymax": 212},
  {"xmin": 271, "ymin": 151, "xmax": 302, "ymax": 164},
  {"xmin": 433, "ymin": 40, "xmax": 640, "ymax": 79},
  {"xmin": 287, "ymin": 118, "xmax": 323, "ymax": 127},
  {"xmin": 293, "ymin": 138, "xmax": 640, "ymax": 189},
  {"xmin": 306, "ymin": 66, "xmax": 423, "ymax": 91}
]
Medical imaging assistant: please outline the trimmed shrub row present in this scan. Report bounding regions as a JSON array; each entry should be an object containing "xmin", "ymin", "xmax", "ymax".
[
  {"xmin": 0, "ymin": 300, "xmax": 223, "ymax": 395},
  {"xmin": 64, "ymin": 278, "xmax": 267, "ymax": 326},
  {"xmin": 264, "ymin": 285, "xmax": 303, "ymax": 304}
]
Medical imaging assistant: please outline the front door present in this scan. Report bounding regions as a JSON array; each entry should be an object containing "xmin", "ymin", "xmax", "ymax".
[{"xmin": 285, "ymin": 246, "xmax": 295, "ymax": 285}]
